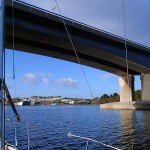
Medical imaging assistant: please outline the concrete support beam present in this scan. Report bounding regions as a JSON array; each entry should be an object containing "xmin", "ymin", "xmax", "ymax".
[
  {"xmin": 119, "ymin": 75, "xmax": 135, "ymax": 102},
  {"xmin": 141, "ymin": 74, "xmax": 150, "ymax": 101}
]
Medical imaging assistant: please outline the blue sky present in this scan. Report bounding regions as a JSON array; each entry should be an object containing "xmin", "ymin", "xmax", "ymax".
[{"xmin": 6, "ymin": 0, "xmax": 150, "ymax": 98}]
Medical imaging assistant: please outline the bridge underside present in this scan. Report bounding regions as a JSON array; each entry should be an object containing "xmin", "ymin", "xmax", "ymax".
[
  {"xmin": 4, "ymin": 0, "xmax": 150, "ymax": 108},
  {"xmin": 5, "ymin": 0, "xmax": 150, "ymax": 76}
]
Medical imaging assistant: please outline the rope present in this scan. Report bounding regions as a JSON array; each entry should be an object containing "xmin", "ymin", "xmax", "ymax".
[
  {"xmin": 68, "ymin": 133, "xmax": 121, "ymax": 150},
  {"xmin": 54, "ymin": 0, "xmax": 94, "ymax": 99}
]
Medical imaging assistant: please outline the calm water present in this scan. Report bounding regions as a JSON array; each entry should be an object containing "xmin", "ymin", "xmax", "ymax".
[{"xmin": 5, "ymin": 105, "xmax": 150, "ymax": 150}]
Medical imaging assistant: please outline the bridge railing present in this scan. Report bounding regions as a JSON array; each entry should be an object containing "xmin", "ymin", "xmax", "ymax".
[{"xmin": 10, "ymin": 0, "xmax": 150, "ymax": 51}]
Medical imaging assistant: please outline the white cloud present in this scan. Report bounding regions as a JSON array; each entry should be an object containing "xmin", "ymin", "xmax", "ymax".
[
  {"xmin": 99, "ymin": 73, "xmax": 117, "ymax": 80},
  {"xmin": 21, "ymin": 72, "xmax": 77, "ymax": 88},
  {"xmin": 21, "ymin": 72, "xmax": 52, "ymax": 85},
  {"xmin": 53, "ymin": 77, "xmax": 78, "ymax": 88},
  {"xmin": 22, "ymin": 73, "xmax": 38, "ymax": 85},
  {"xmin": 43, "ymin": 78, "xmax": 49, "ymax": 84},
  {"xmin": 38, "ymin": 72, "xmax": 52, "ymax": 84}
]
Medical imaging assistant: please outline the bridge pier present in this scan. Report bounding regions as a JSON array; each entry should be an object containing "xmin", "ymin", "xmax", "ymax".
[
  {"xmin": 119, "ymin": 75, "xmax": 135, "ymax": 102},
  {"xmin": 141, "ymin": 73, "xmax": 150, "ymax": 101},
  {"xmin": 100, "ymin": 75, "xmax": 150, "ymax": 110}
]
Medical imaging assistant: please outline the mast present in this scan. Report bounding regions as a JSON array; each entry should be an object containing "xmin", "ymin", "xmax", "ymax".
[{"xmin": 0, "ymin": 0, "xmax": 5, "ymax": 149}]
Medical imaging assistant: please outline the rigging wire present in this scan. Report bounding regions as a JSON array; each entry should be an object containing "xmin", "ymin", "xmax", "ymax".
[
  {"xmin": 54, "ymin": 0, "xmax": 94, "ymax": 99},
  {"xmin": 122, "ymin": 0, "xmax": 134, "ymax": 149},
  {"xmin": 3, "ymin": 2, "xmax": 6, "ymax": 146},
  {"xmin": 53, "ymin": 1, "xmax": 123, "ymax": 149},
  {"xmin": 122, "ymin": 0, "xmax": 130, "ymax": 98},
  {"xmin": 12, "ymin": 0, "xmax": 17, "ymax": 98}
]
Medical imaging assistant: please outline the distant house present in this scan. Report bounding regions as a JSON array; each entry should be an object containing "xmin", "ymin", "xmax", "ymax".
[
  {"xmin": 69, "ymin": 101, "xmax": 74, "ymax": 105},
  {"xmin": 61, "ymin": 99, "xmax": 70, "ymax": 103}
]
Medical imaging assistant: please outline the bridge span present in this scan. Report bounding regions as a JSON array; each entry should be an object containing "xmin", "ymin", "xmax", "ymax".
[{"xmin": 5, "ymin": 0, "xmax": 150, "ymax": 104}]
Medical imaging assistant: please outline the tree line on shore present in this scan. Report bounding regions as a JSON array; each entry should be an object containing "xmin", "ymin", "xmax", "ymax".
[{"xmin": 92, "ymin": 89, "xmax": 141, "ymax": 105}]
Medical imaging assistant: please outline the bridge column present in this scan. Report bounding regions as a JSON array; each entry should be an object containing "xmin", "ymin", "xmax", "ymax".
[
  {"xmin": 141, "ymin": 74, "xmax": 150, "ymax": 101},
  {"xmin": 119, "ymin": 75, "xmax": 135, "ymax": 102}
]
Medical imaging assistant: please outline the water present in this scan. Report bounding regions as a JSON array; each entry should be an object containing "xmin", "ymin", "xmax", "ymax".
[{"xmin": 5, "ymin": 105, "xmax": 150, "ymax": 150}]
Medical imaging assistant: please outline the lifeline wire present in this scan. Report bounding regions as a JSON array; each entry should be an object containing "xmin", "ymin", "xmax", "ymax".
[
  {"xmin": 27, "ymin": 121, "xmax": 69, "ymax": 150},
  {"xmin": 68, "ymin": 133, "xmax": 121, "ymax": 150},
  {"xmin": 54, "ymin": 0, "xmax": 94, "ymax": 99},
  {"xmin": 15, "ymin": 118, "xmax": 69, "ymax": 150}
]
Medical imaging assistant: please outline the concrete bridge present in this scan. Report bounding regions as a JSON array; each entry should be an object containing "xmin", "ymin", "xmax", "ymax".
[{"xmin": 5, "ymin": 0, "xmax": 150, "ymax": 107}]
